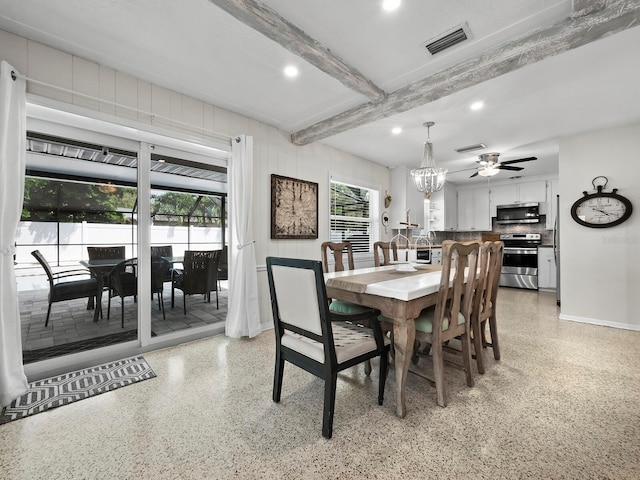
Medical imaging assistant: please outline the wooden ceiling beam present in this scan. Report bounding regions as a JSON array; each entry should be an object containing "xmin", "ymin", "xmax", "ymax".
[
  {"xmin": 291, "ymin": 0, "xmax": 640, "ymax": 146},
  {"xmin": 208, "ymin": 0, "xmax": 386, "ymax": 102}
]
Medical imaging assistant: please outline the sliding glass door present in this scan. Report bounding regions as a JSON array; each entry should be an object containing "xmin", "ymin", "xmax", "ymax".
[
  {"xmin": 17, "ymin": 113, "xmax": 229, "ymax": 367},
  {"xmin": 18, "ymin": 130, "xmax": 139, "ymax": 363},
  {"xmin": 147, "ymin": 146, "xmax": 228, "ymax": 340}
]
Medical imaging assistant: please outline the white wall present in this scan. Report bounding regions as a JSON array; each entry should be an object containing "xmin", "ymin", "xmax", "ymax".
[
  {"xmin": 0, "ymin": 28, "xmax": 391, "ymax": 330},
  {"xmin": 559, "ymin": 123, "xmax": 640, "ymax": 330}
]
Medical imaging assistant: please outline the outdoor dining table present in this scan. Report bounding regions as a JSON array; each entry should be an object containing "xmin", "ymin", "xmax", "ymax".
[
  {"xmin": 160, "ymin": 256, "xmax": 184, "ymax": 265},
  {"xmin": 325, "ymin": 263, "xmax": 443, "ymax": 418},
  {"xmin": 80, "ymin": 258, "xmax": 123, "ymax": 322}
]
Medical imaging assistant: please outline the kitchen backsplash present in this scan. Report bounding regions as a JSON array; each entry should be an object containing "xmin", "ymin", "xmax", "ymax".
[{"xmin": 396, "ymin": 215, "xmax": 553, "ymax": 245}]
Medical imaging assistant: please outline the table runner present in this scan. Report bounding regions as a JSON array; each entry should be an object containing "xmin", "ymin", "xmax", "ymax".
[{"xmin": 326, "ymin": 264, "xmax": 441, "ymax": 294}]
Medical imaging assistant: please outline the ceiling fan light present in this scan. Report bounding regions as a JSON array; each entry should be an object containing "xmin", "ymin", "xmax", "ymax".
[{"xmin": 478, "ymin": 167, "xmax": 500, "ymax": 177}]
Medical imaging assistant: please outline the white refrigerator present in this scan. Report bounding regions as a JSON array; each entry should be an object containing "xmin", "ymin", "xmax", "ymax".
[{"xmin": 553, "ymin": 194, "xmax": 561, "ymax": 306}]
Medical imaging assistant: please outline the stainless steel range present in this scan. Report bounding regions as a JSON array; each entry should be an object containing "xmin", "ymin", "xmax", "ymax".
[{"xmin": 499, "ymin": 233, "xmax": 541, "ymax": 290}]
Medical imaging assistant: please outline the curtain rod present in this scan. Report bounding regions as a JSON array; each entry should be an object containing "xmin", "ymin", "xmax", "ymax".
[{"xmin": 13, "ymin": 72, "xmax": 233, "ymax": 144}]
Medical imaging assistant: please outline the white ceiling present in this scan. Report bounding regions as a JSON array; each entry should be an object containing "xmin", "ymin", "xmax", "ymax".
[{"xmin": 1, "ymin": 0, "xmax": 639, "ymax": 185}]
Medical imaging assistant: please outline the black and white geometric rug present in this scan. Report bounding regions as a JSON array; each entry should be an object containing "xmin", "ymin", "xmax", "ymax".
[{"xmin": 0, "ymin": 355, "xmax": 156, "ymax": 425}]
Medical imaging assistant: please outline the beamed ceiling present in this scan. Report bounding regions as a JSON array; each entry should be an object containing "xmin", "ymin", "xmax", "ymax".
[{"xmin": 1, "ymin": 0, "xmax": 639, "ymax": 184}]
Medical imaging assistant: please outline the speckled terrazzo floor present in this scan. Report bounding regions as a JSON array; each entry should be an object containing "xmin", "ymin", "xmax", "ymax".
[{"xmin": 1, "ymin": 288, "xmax": 639, "ymax": 479}]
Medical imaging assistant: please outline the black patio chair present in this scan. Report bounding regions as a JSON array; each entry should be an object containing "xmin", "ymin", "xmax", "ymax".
[
  {"xmin": 150, "ymin": 245, "xmax": 179, "ymax": 290},
  {"xmin": 151, "ymin": 255, "xmax": 170, "ymax": 320},
  {"xmin": 217, "ymin": 245, "xmax": 228, "ymax": 290},
  {"xmin": 109, "ymin": 258, "xmax": 138, "ymax": 328},
  {"xmin": 87, "ymin": 246, "xmax": 125, "ymax": 313},
  {"xmin": 172, "ymin": 250, "xmax": 222, "ymax": 314},
  {"xmin": 31, "ymin": 250, "xmax": 99, "ymax": 327}
]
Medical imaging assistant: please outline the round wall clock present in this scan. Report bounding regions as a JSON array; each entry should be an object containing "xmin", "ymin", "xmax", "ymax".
[
  {"xmin": 381, "ymin": 211, "xmax": 390, "ymax": 228},
  {"xmin": 570, "ymin": 176, "xmax": 633, "ymax": 228}
]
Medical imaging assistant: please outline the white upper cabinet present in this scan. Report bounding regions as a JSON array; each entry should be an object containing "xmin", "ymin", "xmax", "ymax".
[
  {"xmin": 428, "ymin": 184, "xmax": 457, "ymax": 231},
  {"xmin": 490, "ymin": 184, "xmax": 518, "ymax": 215},
  {"xmin": 390, "ymin": 167, "xmax": 426, "ymax": 230},
  {"xmin": 457, "ymin": 186, "xmax": 491, "ymax": 231},
  {"xmin": 518, "ymin": 181, "xmax": 547, "ymax": 203},
  {"xmin": 489, "ymin": 180, "xmax": 547, "ymax": 217}
]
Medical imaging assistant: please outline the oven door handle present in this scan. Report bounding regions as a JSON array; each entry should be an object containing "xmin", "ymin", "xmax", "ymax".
[{"xmin": 503, "ymin": 248, "xmax": 538, "ymax": 255}]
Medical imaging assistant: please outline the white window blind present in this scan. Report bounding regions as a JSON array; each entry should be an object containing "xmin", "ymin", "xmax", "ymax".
[{"xmin": 330, "ymin": 179, "xmax": 379, "ymax": 253}]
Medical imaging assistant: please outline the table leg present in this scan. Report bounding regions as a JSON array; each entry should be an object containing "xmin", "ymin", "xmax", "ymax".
[
  {"xmin": 93, "ymin": 275, "xmax": 104, "ymax": 322},
  {"xmin": 393, "ymin": 317, "xmax": 415, "ymax": 418}
]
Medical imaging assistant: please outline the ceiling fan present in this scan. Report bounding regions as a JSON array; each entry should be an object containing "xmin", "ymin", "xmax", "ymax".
[{"xmin": 467, "ymin": 152, "xmax": 537, "ymax": 178}]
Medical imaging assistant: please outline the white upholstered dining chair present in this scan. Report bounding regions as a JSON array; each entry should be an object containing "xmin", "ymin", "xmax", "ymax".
[{"xmin": 266, "ymin": 256, "xmax": 390, "ymax": 439}]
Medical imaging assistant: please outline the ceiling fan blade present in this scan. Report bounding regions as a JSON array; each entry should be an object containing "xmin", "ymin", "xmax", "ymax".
[
  {"xmin": 500, "ymin": 156, "xmax": 537, "ymax": 165},
  {"xmin": 469, "ymin": 171, "xmax": 479, "ymax": 178},
  {"xmin": 497, "ymin": 165, "xmax": 524, "ymax": 171},
  {"xmin": 448, "ymin": 167, "xmax": 477, "ymax": 174}
]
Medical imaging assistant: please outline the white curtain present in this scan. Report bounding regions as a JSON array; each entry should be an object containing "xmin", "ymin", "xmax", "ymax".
[
  {"xmin": 0, "ymin": 61, "xmax": 28, "ymax": 406},
  {"xmin": 225, "ymin": 135, "xmax": 261, "ymax": 338}
]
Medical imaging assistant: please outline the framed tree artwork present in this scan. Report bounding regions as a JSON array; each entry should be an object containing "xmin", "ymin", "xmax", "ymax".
[{"xmin": 271, "ymin": 174, "xmax": 318, "ymax": 239}]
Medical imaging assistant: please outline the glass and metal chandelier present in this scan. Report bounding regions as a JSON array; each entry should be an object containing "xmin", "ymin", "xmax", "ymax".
[{"xmin": 410, "ymin": 121, "xmax": 447, "ymax": 194}]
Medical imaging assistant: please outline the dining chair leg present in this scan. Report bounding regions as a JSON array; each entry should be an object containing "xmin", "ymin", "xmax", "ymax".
[
  {"xmin": 322, "ymin": 372, "xmax": 338, "ymax": 439},
  {"xmin": 272, "ymin": 353, "xmax": 285, "ymax": 402},
  {"xmin": 183, "ymin": 294, "xmax": 187, "ymax": 315},
  {"xmin": 171, "ymin": 283, "xmax": 175, "ymax": 308},
  {"xmin": 215, "ymin": 289, "xmax": 219, "ymax": 309},
  {"xmin": 108, "ymin": 293, "xmax": 112, "ymax": 319},
  {"xmin": 461, "ymin": 331, "xmax": 475, "ymax": 388},
  {"xmin": 378, "ymin": 352, "xmax": 388, "ymax": 405},
  {"xmin": 488, "ymin": 316, "xmax": 501, "ymax": 360},
  {"xmin": 432, "ymin": 342, "xmax": 447, "ymax": 408},
  {"xmin": 121, "ymin": 300, "xmax": 125, "ymax": 328},
  {"xmin": 472, "ymin": 317, "xmax": 486, "ymax": 374}
]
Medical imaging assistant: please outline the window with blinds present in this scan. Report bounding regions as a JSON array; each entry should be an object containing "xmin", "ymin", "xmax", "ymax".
[{"xmin": 330, "ymin": 179, "xmax": 379, "ymax": 253}]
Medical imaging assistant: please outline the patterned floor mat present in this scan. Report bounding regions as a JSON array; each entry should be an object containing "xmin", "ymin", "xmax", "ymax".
[{"xmin": 0, "ymin": 356, "xmax": 156, "ymax": 425}]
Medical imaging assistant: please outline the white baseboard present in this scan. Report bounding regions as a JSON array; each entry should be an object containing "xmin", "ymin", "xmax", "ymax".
[{"xmin": 559, "ymin": 313, "xmax": 640, "ymax": 331}]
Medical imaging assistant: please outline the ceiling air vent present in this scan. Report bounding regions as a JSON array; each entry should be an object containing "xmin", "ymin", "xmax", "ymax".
[
  {"xmin": 455, "ymin": 143, "xmax": 486, "ymax": 153},
  {"xmin": 423, "ymin": 22, "xmax": 472, "ymax": 55}
]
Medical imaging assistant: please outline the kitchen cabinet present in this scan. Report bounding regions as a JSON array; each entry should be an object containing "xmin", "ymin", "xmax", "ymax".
[
  {"xmin": 390, "ymin": 167, "xmax": 426, "ymax": 230},
  {"xmin": 457, "ymin": 186, "xmax": 490, "ymax": 231},
  {"xmin": 537, "ymin": 246, "xmax": 557, "ymax": 290},
  {"xmin": 518, "ymin": 181, "xmax": 547, "ymax": 203},
  {"xmin": 545, "ymin": 178, "xmax": 559, "ymax": 230},
  {"xmin": 428, "ymin": 184, "xmax": 457, "ymax": 231},
  {"xmin": 490, "ymin": 180, "xmax": 546, "ymax": 217}
]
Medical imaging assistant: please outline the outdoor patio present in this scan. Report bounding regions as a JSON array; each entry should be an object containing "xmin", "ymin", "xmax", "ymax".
[{"xmin": 19, "ymin": 281, "xmax": 228, "ymax": 363}]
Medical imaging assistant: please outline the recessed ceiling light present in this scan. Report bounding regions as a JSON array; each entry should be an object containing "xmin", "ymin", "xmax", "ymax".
[
  {"xmin": 470, "ymin": 101, "xmax": 484, "ymax": 110},
  {"xmin": 382, "ymin": 0, "xmax": 401, "ymax": 12},
  {"xmin": 392, "ymin": 127, "xmax": 402, "ymax": 135},
  {"xmin": 284, "ymin": 65, "xmax": 299, "ymax": 78}
]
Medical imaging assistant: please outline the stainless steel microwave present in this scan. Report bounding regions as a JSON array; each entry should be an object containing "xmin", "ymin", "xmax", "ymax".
[{"xmin": 496, "ymin": 202, "xmax": 540, "ymax": 224}]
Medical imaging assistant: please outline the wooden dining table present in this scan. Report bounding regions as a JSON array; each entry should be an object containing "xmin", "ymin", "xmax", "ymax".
[{"xmin": 325, "ymin": 262, "xmax": 443, "ymax": 418}]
